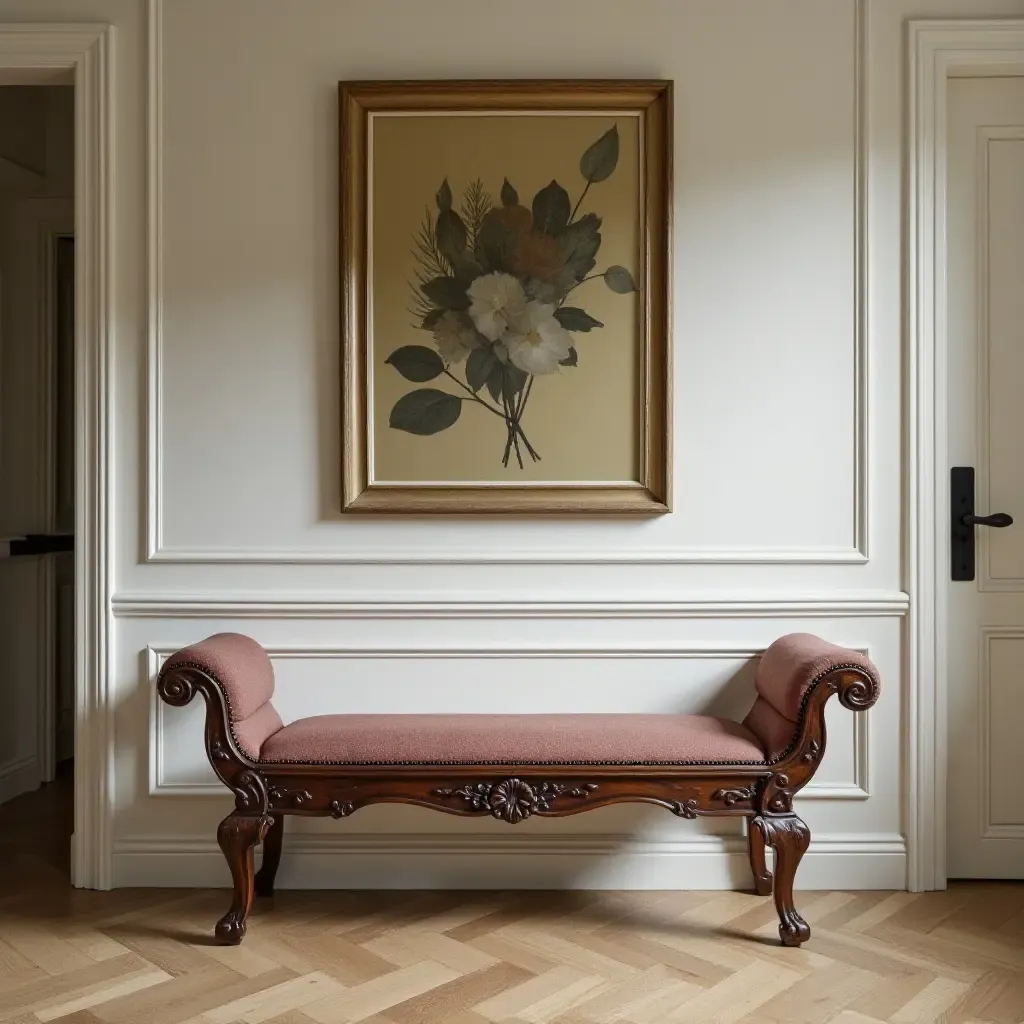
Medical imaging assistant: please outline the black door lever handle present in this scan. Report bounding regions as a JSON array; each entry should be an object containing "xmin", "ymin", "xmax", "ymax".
[{"xmin": 963, "ymin": 512, "xmax": 1013, "ymax": 528}]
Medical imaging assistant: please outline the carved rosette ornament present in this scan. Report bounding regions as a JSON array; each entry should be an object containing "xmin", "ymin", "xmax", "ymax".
[{"xmin": 433, "ymin": 778, "xmax": 598, "ymax": 823}]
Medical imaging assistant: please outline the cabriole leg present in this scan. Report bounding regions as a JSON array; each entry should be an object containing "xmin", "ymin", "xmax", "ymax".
[
  {"xmin": 254, "ymin": 814, "xmax": 284, "ymax": 897},
  {"xmin": 756, "ymin": 813, "xmax": 811, "ymax": 946},
  {"xmin": 215, "ymin": 812, "xmax": 271, "ymax": 945},
  {"xmin": 747, "ymin": 816, "xmax": 773, "ymax": 896}
]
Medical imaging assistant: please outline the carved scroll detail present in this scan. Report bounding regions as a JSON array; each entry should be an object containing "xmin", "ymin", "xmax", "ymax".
[
  {"xmin": 268, "ymin": 786, "xmax": 312, "ymax": 809},
  {"xmin": 433, "ymin": 778, "xmax": 598, "ymax": 823},
  {"xmin": 669, "ymin": 799, "xmax": 698, "ymax": 819},
  {"xmin": 800, "ymin": 739, "xmax": 821, "ymax": 764},
  {"xmin": 234, "ymin": 770, "xmax": 269, "ymax": 814},
  {"xmin": 711, "ymin": 786, "xmax": 755, "ymax": 807},
  {"xmin": 330, "ymin": 800, "xmax": 355, "ymax": 819}
]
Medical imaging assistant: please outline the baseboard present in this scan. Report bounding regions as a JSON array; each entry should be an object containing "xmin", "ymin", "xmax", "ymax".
[
  {"xmin": 111, "ymin": 832, "xmax": 906, "ymax": 890},
  {"xmin": 0, "ymin": 756, "xmax": 39, "ymax": 805}
]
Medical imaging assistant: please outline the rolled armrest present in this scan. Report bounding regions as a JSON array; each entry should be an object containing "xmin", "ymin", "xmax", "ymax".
[
  {"xmin": 158, "ymin": 632, "xmax": 283, "ymax": 759},
  {"xmin": 743, "ymin": 633, "xmax": 880, "ymax": 762}
]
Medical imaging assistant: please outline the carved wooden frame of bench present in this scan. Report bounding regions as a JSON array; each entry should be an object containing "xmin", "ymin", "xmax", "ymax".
[{"xmin": 157, "ymin": 661, "xmax": 877, "ymax": 949}]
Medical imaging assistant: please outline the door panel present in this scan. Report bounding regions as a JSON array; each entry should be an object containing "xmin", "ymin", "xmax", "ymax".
[{"xmin": 947, "ymin": 77, "xmax": 1024, "ymax": 878}]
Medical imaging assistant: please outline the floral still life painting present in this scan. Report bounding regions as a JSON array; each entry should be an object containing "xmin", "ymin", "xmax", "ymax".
[
  {"xmin": 384, "ymin": 124, "xmax": 635, "ymax": 470},
  {"xmin": 340, "ymin": 81, "xmax": 671, "ymax": 514}
]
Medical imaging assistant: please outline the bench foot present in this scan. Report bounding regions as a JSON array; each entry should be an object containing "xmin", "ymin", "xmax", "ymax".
[
  {"xmin": 215, "ymin": 812, "xmax": 271, "ymax": 945},
  {"xmin": 747, "ymin": 817, "xmax": 773, "ymax": 896},
  {"xmin": 752, "ymin": 813, "xmax": 811, "ymax": 946},
  {"xmin": 254, "ymin": 814, "xmax": 284, "ymax": 897}
]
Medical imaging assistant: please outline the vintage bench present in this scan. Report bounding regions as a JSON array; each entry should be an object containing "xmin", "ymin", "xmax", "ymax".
[{"xmin": 157, "ymin": 632, "xmax": 879, "ymax": 947}]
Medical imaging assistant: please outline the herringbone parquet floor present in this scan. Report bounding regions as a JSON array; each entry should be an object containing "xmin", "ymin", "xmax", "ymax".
[{"xmin": 2, "ymin": 777, "xmax": 1023, "ymax": 1024}]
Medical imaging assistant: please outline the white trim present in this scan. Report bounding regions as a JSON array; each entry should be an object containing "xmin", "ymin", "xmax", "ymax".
[
  {"xmin": 144, "ymin": 547, "xmax": 872, "ymax": 565},
  {"xmin": 114, "ymin": 592, "xmax": 910, "ymax": 620},
  {"xmin": 907, "ymin": 18, "xmax": 1024, "ymax": 893},
  {"xmin": 111, "ymin": 831, "xmax": 907, "ymax": 891},
  {"xmin": 146, "ymin": 0, "xmax": 163, "ymax": 562},
  {"xmin": 0, "ymin": 22, "xmax": 117, "ymax": 889},
  {"xmin": 147, "ymin": 642, "xmax": 872, "ymax": 802},
  {"xmin": 144, "ymin": 0, "xmax": 870, "ymax": 567}
]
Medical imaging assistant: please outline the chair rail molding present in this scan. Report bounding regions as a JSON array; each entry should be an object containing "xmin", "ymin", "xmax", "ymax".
[
  {"xmin": 143, "ymin": 0, "xmax": 870, "ymax": 567},
  {"xmin": 145, "ymin": 642, "xmax": 872, "ymax": 803},
  {"xmin": 0, "ymin": 21, "xmax": 116, "ymax": 889},
  {"xmin": 113, "ymin": 592, "xmax": 911, "ymax": 620},
  {"xmin": 907, "ymin": 17, "xmax": 1024, "ymax": 893}
]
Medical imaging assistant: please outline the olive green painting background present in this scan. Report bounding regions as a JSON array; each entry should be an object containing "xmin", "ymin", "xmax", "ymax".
[{"xmin": 369, "ymin": 113, "xmax": 642, "ymax": 484}]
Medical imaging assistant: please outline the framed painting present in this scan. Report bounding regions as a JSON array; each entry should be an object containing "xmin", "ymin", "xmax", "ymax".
[{"xmin": 340, "ymin": 80, "xmax": 672, "ymax": 514}]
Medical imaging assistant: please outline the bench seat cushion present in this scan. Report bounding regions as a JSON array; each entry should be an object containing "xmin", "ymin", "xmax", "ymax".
[{"xmin": 257, "ymin": 713, "xmax": 768, "ymax": 765}]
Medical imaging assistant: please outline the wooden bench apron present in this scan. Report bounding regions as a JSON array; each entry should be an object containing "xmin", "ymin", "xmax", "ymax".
[{"xmin": 156, "ymin": 632, "xmax": 880, "ymax": 947}]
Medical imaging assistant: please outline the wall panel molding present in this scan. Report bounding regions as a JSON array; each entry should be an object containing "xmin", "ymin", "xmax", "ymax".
[
  {"xmin": 147, "ymin": 642, "xmax": 872, "ymax": 802},
  {"xmin": 144, "ymin": 0, "xmax": 870, "ymax": 566}
]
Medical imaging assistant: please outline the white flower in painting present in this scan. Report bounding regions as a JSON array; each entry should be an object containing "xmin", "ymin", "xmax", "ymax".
[
  {"xmin": 432, "ymin": 312, "xmax": 481, "ymax": 364},
  {"xmin": 504, "ymin": 301, "xmax": 573, "ymax": 376},
  {"xmin": 467, "ymin": 272, "xmax": 527, "ymax": 342}
]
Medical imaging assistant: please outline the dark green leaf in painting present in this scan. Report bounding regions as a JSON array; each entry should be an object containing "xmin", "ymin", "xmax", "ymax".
[
  {"xmin": 559, "ymin": 346, "xmax": 578, "ymax": 367},
  {"xmin": 475, "ymin": 208, "xmax": 514, "ymax": 273},
  {"xmin": 465, "ymin": 345, "xmax": 498, "ymax": 393},
  {"xmin": 450, "ymin": 253, "xmax": 482, "ymax": 283},
  {"xmin": 485, "ymin": 361, "xmax": 505, "ymax": 404},
  {"xmin": 554, "ymin": 307, "xmax": 604, "ymax": 332},
  {"xmin": 579, "ymin": 125, "xmax": 619, "ymax": 183},
  {"xmin": 557, "ymin": 213, "xmax": 602, "ymax": 280},
  {"xmin": 389, "ymin": 388, "xmax": 462, "ymax": 435},
  {"xmin": 435, "ymin": 178, "xmax": 452, "ymax": 211},
  {"xmin": 503, "ymin": 363, "xmax": 528, "ymax": 403},
  {"xmin": 500, "ymin": 178, "xmax": 519, "ymax": 206},
  {"xmin": 420, "ymin": 308, "xmax": 445, "ymax": 330},
  {"xmin": 604, "ymin": 265, "xmax": 637, "ymax": 293},
  {"xmin": 385, "ymin": 345, "xmax": 444, "ymax": 382},
  {"xmin": 532, "ymin": 180, "xmax": 571, "ymax": 236},
  {"xmin": 421, "ymin": 276, "xmax": 470, "ymax": 310},
  {"xmin": 436, "ymin": 208, "xmax": 468, "ymax": 265}
]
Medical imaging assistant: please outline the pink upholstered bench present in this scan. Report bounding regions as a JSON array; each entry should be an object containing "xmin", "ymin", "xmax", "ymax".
[{"xmin": 157, "ymin": 632, "xmax": 879, "ymax": 947}]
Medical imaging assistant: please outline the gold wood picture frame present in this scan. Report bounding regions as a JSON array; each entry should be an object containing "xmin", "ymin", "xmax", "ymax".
[{"xmin": 341, "ymin": 80, "xmax": 672, "ymax": 514}]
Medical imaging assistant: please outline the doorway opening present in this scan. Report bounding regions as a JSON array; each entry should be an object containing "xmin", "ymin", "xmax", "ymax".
[{"xmin": 0, "ymin": 81, "xmax": 75, "ymax": 876}]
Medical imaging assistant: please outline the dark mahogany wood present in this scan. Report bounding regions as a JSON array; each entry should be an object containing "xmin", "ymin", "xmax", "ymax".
[
  {"xmin": 157, "ymin": 663, "xmax": 878, "ymax": 947},
  {"xmin": 253, "ymin": 814, "xmax": 284, "ymax": 897}
]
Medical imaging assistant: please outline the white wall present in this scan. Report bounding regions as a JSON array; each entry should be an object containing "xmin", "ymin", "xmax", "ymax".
[{"xmin": 2, "ymin": 0, "xmax": 1022, "ymax": 889}]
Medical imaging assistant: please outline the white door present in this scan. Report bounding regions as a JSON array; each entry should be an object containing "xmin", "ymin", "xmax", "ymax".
[
  {"xmin": 947, "ymin": 76, "xmax": 1024, "ymax": 878},
  {"xmin": 0, "ymin": 198, "xmax": 73, "ymax": 805}
]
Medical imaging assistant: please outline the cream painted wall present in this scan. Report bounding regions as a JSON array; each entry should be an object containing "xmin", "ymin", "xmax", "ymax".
[{"xmin": 1, "ymin": 0, "xmax": 1022, "ymax": 889}]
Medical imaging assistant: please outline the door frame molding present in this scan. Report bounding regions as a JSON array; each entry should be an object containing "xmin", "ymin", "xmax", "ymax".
[
  {"xmin": 908, "ymin": 19, "xmax": 1024, "ymax": 892},
  {"xmin": 0, "ymin": 24, "xmax": 114, "ymax": 887}
]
